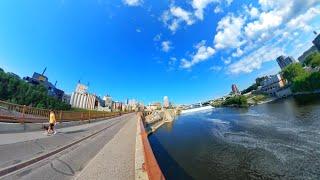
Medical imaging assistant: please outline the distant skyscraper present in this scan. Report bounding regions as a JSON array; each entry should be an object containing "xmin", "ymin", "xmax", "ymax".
[
  {"xmin": 276, "ymin": 56, "xmax": 296, "ymax": 69},
  {"xmin": 163, "ymin": 96, "xmax": 169, "ymax": 108},
  {"xmin": 103, "ymin": 95, "xmax": 112, "ymax": 109},
  {"xmin": 313, "ymin": 33, "xmax": 320, "ymax": 51},
  {"xmin": 231, "ymin": 84, "xmax": 240, "ymax": 95},
  {"xmin": 298, "ymin": 46, "xmax": 318, "ymax": 63}
]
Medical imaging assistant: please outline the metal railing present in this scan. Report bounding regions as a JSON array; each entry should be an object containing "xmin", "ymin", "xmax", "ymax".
[
  {"xmin": 0, "ymin": 100, "xmax": 125, "ymax": 123},
  {"xmin": 139, "ymin": 117, "xmax": 165, "ymax": 180}
]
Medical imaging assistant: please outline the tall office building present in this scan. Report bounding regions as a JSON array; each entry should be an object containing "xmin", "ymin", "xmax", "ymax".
[
  {"xmin": 103, "ymin": 95, "xmax": 112, "ymax": 109},
  {"xmin": 276, "ymin": 56, "xmax": 296, "ymax": 69},
  {"xmin": 163, "ymin": 96, "xmax": 169, "ymax": 108},
  {"xmin": 298, "ymin": 46, "xmax": 318, "ymax": 63},
  {"xmin": 312, "ymin": 33, "xmax": 320, "ymax": 51}
]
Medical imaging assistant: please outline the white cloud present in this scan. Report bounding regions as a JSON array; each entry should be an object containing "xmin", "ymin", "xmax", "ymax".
[
  {"xmin": 244, "ymin": 5, "xmax": 259, "ymax": 19},
  {"xmin": 228, "ymin": 45, "xmax": 284, "ymax": 74},
  {"xmin": 181, "ymin": 41, "xmax": 215, "ymax": 69},
  {"xmin": 161, "ymin": 0, "xmax": 234, "ymax": 32},
  {"xmin": 210, "ymin": 66, "xmax": 222, "ymax": 71},
  {"xmin": 214, "ymin": 14, "xmax": 246, "ymax": 49},
  {"xmin": 244, "ymin": 0, "xmax": 319, "ymax": 40},
  {"xmin": 192, "ymin": 0, "xmax": 214, "ymax": 20},
  {"xmin": 192, "ymin": 0, "xmax": 234, "ymax": 19},
  {"xmin": 167, "ymin": 57, "xmax": 178, "ymax": 71},
  {"xmin": 226, "ymin": 0, "xmax": 233, "ymax": 6},
  {"xmin": 161, "ymin": 6, "xmax": 194, "ymax": 33},
  {"xmin": 244, "ymin": 11, "xmax": 283, "ymax": 39},
  {"xmin": 161, "ymin": 41, "xmax": 172, "ymax": 52},
  {"xmin": 210, "ymin": 0, "xmax": 320, "ymax": 74},
  {"xmin": 232, "ymin": 48, "xmax": 244, "ymax": 57},
  {"xmin": 153, "ymin": 33, "xmax": 162, "ymax": 42},
  {"xmin": 223, "ymin": 58, "xmax": 231, "ymax": 64},
  {"xmin": 123, "ymin": 0, "xmax": 142, "ymax": 6},
  {"xmin": 287, "ymin": 7, "xmax": 320, "ymax": 32},
  {"xmin": 136, "ymin": 28, "xmax": 142, "ymax": 33},
  {"xmin": 171, "ymin": 6, "xmax": 194, "ymax": 25},
  {"xmin": 214, "ymin": 6, "xmax": 223, "ymax": 14}
]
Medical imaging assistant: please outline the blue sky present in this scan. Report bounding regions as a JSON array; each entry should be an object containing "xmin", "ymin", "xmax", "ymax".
[{"xmin": 0, "ymin": 0, "xmax": 319, "ymax": 104}]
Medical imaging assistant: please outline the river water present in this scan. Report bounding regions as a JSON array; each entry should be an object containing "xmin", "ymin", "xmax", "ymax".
[{"xmin": 149, "ymin": 94, "xmax": 320, "ymax": 180}]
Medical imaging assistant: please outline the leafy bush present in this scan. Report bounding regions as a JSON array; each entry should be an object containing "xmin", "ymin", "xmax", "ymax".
[
  {"xmin": 304, "ymin": 52, "xmax": 320, "ymax": 68},
  {"xmin": 282, "ymin": 63, "xmax": 307, "ymax": 83},
  {"xmin": 241, "ymin": 83, "xmax": 258, "ymax": 94},
  {"xmin": 292, "ymin": 72, "xmax": 320, "ymax": 93},
  {"xmin": 222, "ymin": 95, "xmax": 248, "ymax": 107}
]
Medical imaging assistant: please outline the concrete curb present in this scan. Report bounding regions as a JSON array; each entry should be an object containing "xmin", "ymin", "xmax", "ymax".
[{"xmin": 135, "ymin": 114, "xmax": 149, "ymax": 180}]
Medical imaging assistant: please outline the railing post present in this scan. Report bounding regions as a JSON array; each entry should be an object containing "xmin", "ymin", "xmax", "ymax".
[
  {"xmin": 59, "ymin": 111, "xmax": 63, "ymax": 123},
  {"xmin": 20, "ymin": 105, "xmax": 26, "ymax": 124}
]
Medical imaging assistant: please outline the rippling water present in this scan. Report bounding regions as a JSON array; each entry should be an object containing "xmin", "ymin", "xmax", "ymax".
[{"xmin": 149, "ymin": 94, "xmax": 320, "ymax": 180}]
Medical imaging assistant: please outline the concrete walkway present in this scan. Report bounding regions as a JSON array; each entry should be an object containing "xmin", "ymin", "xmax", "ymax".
[
  {"xmin": 0, "ymin": 113, "xmax": 143, "ymax": 180},
  {"xmin": 0, "ymin": 115, "xmax": 130, "ymax": 145},
  {"xmin": 75, "ymin": 113, "xmax": 137, "ymax": 180}
]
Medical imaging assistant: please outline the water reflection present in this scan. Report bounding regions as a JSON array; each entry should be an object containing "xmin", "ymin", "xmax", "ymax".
[{"xmin": 149, "ymin": 94, "xmax": 320, "ymax": 180}]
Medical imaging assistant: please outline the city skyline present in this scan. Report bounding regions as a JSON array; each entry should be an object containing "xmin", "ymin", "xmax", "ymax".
[{"xmin": 0, "ymin": 0, "xmax": 319, "ymax": 104}]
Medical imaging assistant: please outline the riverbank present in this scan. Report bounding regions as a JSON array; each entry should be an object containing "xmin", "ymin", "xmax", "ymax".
[{"xmin": 144, "ymin": 109, "xmax": 178, "ymax": 135}]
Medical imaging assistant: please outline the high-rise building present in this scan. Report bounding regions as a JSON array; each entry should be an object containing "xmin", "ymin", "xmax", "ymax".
[
  {"xmin": 103, "ymin": 95, "xmax": 112, "ymax": 109},
  {"xmin": 312, "ymin": 33, "xmax": 320, "ymax": 51},
  {"xmin": 276, "ymin": 56, "xmax": 297, "ymax": 69},
  {"xmin": 163, "ymin": 96, "xmax": 169, "ymax": 108},
  {"xmin": 231, "ymin": 84, "xmax": 240, "ymax": 95},
  {"xmin": 298, "ymin": 46, "xmax": 318, "ymax": 63}
]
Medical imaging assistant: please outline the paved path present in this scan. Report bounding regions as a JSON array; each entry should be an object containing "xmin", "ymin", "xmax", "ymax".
[
  {"xmin": 0, "ymin": 115, "xmax": 129, "ymax": 145},
  {"xmin": 0, "ymin": 113, "xmax": 138, "ymax": 180},
  {"xmin": 76, "ymin": 111, "xmax": 137, "ymax": 180}
]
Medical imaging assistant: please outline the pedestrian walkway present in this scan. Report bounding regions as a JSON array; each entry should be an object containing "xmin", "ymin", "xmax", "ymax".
[
  {"xmin": 0, "ymin": 114, "xmax": 130, "ymax": 145},
  {"xmin": 75, "ymin": 113, "xmax": 137, "ymax": 180}
]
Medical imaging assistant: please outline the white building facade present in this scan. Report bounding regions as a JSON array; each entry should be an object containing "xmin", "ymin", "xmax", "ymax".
[
  {"xmin": 261, "ymin": 74, "xmax": 286, "ymax": 96},
  {"xmin": 70, "ymin": 83, "xmax": 97, "ymax": 110}
]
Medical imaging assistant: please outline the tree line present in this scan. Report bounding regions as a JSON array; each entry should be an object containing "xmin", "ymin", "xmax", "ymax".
[
  {"xmin": 0, "ymin": 68, "xmax": 71, "ymax": 110},
  {"xmin": 282, "ymin": 52, "xmax": 320, "ymax": 93}
]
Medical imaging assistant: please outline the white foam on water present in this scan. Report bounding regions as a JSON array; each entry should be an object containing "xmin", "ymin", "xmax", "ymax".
[{"xmin": 207, "ymin": 118, "xmax": 230, "ymax": 125}]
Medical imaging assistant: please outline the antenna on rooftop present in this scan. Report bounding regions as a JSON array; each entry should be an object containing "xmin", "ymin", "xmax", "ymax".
[{"xmin": 41, "ymin": 67, "xmax": 47, "ymax": 75}]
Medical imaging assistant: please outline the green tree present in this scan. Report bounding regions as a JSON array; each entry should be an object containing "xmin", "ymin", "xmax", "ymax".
[
  {"xmin": 241, "ymin": 83, "xmax": 258, "ymax": 94},
  {"xmin": 304, "ymin": 52, "xmax": 320, "ymax": 68},
  {"xmin": 0, "ymin": 67, "xmax": 71, "ymax": 110},
  {"xmin": 222, "ymin": 95, "xmax": 248, "ymax": 107},
  {"xmin": 282, "ymin": 63, "xmax": 307, "ymax": 83},
  {"xmin": 292, "ymin": 72, "xmax": 320, "ymax": 92}
]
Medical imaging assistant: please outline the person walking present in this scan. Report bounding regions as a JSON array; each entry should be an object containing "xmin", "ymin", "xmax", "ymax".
[{"xmin": 48, "ymin": 110, "xmax": 57, "ymax": 135}]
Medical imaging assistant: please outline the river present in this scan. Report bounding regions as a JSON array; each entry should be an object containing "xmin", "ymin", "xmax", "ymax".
[{"xmin": 149, "ymin": 94, "xmax": 320, "ymax": 180}]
